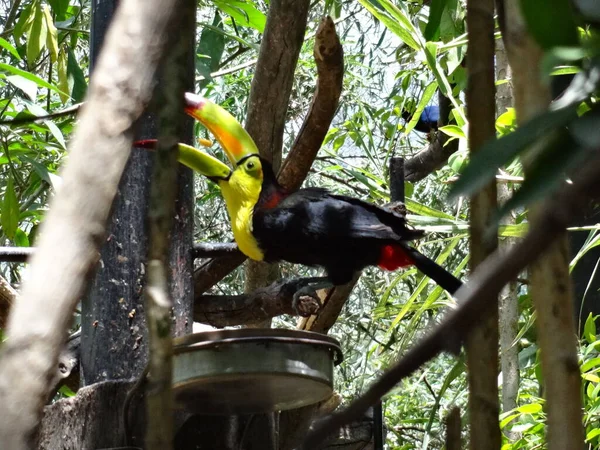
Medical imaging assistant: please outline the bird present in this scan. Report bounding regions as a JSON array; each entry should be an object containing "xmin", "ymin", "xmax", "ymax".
[
  {"xmin": 402, "ymin": 105, "xmax": 440, "ymax": 134},
  {"xmin": 136, "ymin": 94, "xmax": 462, "ymax": 313}
]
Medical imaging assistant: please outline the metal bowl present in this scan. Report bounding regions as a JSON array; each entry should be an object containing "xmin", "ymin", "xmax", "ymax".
[{"xmin": 172, "ymin": 328, "xmax": 343, "ymax": 414}]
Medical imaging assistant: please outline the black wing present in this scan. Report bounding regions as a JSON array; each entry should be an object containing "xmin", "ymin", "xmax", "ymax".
[{"xmin": 270, "ymin": 187, "xmax": 424, "ymax": 241}]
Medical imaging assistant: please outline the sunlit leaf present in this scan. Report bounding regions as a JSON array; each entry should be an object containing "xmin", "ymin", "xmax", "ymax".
[
  {"xmin": 0, "ymin": 37, "xmax": 22, "ymax": 60},
  {"xmin": 439, "ymin": 124, "xmax": 466, "ymax": 140},
  {"xmin": 518, "ymin": 403, "xmax": 543, "ymax": 414},
  {"xmin": 43, "ymin": 4, "xmax": 59, "ymax": 63},
  {"xmin": 213, "ymin": 0, "xmax": 266, "ymax": 33},
  {"xmin": 357, "ymin": 0, "xmax": 421, "ymax": 51},
  {"xmin": 404, "ymin": 82, "xmax": 437, "ymax": 134},
  {"xmin": 584, "ymin": 313, "xmax": 598, "ymax": 343},
  {"xmin": 6, "ymin": 74, "xmax": 37, "ymax": 100},
  {"xmin": 14, "ymin": 1, "xmax": 35, "ymax": 42},
  {"xmin": 0, "ymin": 62, "xmax": 68, "ymax": 97},
  {"xmin": 14, "ymin": 228, "xmax": 29, "ymax": 247},
  {"xmin": 27, "ymin": 2, "xmax": 47, "ymax": 66}
]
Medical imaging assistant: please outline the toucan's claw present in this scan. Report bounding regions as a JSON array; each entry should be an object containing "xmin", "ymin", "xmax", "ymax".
[{"xmin": 292, "ymin": 286, "xmax": 322, "ymax": 317}]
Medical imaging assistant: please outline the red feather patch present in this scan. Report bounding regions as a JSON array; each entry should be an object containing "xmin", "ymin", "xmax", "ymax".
[
  {"xmin": 378, "ymin": 244, "xmax": 414, "ymax": 271},
  {"xmin": 261, "ymin": 191, "xmax": 286, "ymax": 209}
]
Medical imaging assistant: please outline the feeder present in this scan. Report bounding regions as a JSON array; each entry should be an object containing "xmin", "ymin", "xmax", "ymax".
[{"xmin": 172, "ymin": 329, "xmax": 343, "ymax": 414}]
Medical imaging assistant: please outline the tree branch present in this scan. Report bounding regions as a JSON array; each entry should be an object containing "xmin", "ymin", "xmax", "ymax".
[
  {"xmin": 299, "ymin": 152, "xmax": 600, "ymax": 449},
  {"xmin": 194, "ymin": 278, "xmax": 320, "ymax": 327},
  {"xmin": 0, "ymin": 0, "xmax": 190, "ymax": 446},
  {"xmin": 278, "ymin": 16, "xmax": 344, "ymax": 192}
]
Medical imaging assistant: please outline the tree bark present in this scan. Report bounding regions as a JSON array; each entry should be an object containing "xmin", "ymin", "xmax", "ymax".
[
  {"xmin": 465, "ymin": 0, "xmax": 500, "ymax": 449},
  {"xmin": 499, "ymin": 1, "xmax": 585, "ymax": 448},
  {"xmin": 0, "ymin": 0, "xmax": 190, "ymax": 446},
  {"xmin": 495, "ymin": 35, "xmax": 520, "ymax": 439}
]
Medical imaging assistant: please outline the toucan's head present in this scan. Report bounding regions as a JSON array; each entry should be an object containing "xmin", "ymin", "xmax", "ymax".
[{"xmin": 183, "ymin": 94, "xmax": 277, "ymax": 209}]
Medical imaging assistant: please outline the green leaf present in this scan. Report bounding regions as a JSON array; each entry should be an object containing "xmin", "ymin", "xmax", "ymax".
[
  {"xmin": 26, "ymin": 103, "xmax": 67, "ymax": 149},
  {"xmin": 43, "ymin": 4, "xmax": 59, "ymax": 63},
  {"xmin": 197, "ymin": 12, "xmax": 226, "ymax": 90},
  {"xmin": 213, "ymin": 0, "xmax": 266, "ymax": 33},
  {"xmin": 584, "ymin": 313, "xmax": 597, "ymax": 344},
  {"xmin": 587, "ymin": 427, "xmax": 600, "ymax": 441},
  {"xmin": 6, "ymin": 75, "xmax": 37, "ymax": 100},
  {"xmin": 0, "ymin": 63, "xmax": 68, "ymax": 97},
  {"xmin": 517, "ymin": 403, "xmax": 543, "ymax": 414},
  {"xmin": 424, "ymin": 0, "xmax": 447, "ymax": 41},
  {"xmin": 14, "ymin": 1, "xmax": 35, "ymax": 42},
  {"xmin": 2, "ymin": 176, "xmax": 19, "ymax": 240},
  {"xmin": 448, "ymin": 104, "xmax": 578, "ymax": 200},
  {"xmin": 27, "ymin": 1, "xmax": 47, "ymax": 66},
  {"xmin": 20, "ymin": 154, "xmax": 54, "ymax": 185},
  {"xmin": 48, "ymin": 0, "xmax": 70, "ymax": 21},
  {"xmin": 405, "ymin": 198, "xmax": 455, "ymax": 220},
  {"xmin": 357, "ymin": 0, "xmax": 421, "ymax": 51},
  {"xmin": 439, "ymin": 124, "xmax": 466, "ymax": 140},
  {"xmin": 67, "ymin": 48, "xmax": 86, "ymax": 102},
  {"xmin": 57, "ymin": 48, "xmax": 69, "ymax": 103},
  {"xmin": 0, "ymin": 37, "xmax": 22, "ymax": 60},
  {"xmin": 404, "ymin": 82, "xmax": 437, "ymax": 135},
  {"xmin": 520, "ymin": 0, "xmax": 579, "ymax": 50},
  {"xmin": 448, "ymin": 150, "xmax": 468, "ymax": 174},
  {"xmin": 14, "ymin": 228, "xmax": 29, "ymax": 247}
]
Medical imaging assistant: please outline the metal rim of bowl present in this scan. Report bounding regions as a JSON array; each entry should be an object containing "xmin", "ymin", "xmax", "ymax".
[{"xmin": 173, "ymin": 328, "xmax": 344, "ymax": 365}]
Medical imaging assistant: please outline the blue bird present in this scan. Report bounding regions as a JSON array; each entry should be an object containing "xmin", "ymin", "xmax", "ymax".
[{"xmin": 402, "ymin": 105, "xmax": 440, "ymax": 134}]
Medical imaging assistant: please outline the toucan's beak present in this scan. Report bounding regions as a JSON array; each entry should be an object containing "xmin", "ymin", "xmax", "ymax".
[
  {"xmin": 134, "ymin": 140, "xmax": 232, "ymax": 181},
  {"xmin": 184, "ymin": 93, "xmax": 259, "ymax": 166}
]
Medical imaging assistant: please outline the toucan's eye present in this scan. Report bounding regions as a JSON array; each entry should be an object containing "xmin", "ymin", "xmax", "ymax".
[{"xmin": 247, "ymin": 161, "xmax": 255, "ymax": 169}]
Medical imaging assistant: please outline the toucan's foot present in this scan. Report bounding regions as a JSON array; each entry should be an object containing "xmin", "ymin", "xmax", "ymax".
[
  {"xmin": 288, "ymin": 277, "xmax": 334, "ymax": 317},
  {"xmin": 292, "ymin": 286, "xmax": 322, "ymax": 317}
]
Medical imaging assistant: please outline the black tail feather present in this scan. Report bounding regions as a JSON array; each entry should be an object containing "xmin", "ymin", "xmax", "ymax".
[{"xmin": 400, "ymin": 243, "xmax": 463, "ymax": 295}]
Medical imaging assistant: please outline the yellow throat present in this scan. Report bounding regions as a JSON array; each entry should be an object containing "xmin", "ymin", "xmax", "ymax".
[{"xmin": 218, "ymin": 168, "xmax": 265, "ymax": 261}]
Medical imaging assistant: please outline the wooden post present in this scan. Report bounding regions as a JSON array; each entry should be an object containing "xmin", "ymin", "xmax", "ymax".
[{"xmin": 81, "ymin": 0, "xmax": 194, "ymax": 385}]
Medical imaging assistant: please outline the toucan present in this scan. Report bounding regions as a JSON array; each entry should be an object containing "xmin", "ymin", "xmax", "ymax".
[
  {"xmin": 136, "ymin": 94, "xmax": 462, "ymax": 313},
  {"xmin": 402, "ymin": 105, "xmax": 440, "ymax": 134}
]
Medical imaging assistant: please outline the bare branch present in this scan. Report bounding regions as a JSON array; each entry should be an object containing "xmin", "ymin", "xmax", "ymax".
[
  {"xmin": 194, "ymin": 278, "xmax": 320, "ymax": 327},
  {"xmin": 299, "ymin": 152, "xmax": 600, "ymax": 450},
  {"xmin": 0, "ymin": 0, "xmax": 191, "ymax": 446},
  {"xmin": 278, "ymin": 16, "xmax": 344, "ymax": 192}
]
